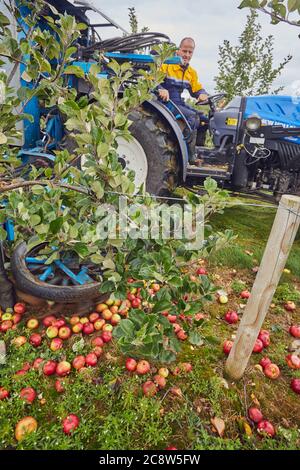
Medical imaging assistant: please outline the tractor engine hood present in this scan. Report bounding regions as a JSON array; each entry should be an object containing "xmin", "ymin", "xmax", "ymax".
[{"xmin": 244, "ymin": 95, "xmax": 300, "ymax": 129}]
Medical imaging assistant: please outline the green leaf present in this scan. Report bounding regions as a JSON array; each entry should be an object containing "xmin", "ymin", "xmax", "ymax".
[
  {"xmin": 0, "ymin": 132, "xmax": 7, "ymax": 144},
  {"xmin": 64, "ymin": 65, "xmax": 85, "ymax": 78},
  {"xmin": 49, "ymin": 216, "xmax": 64, "ymax": 234},
  {"xmin": 31, "ymin": 185, "xmax": 45, "ymax": 195},
  {"xmin": 91, "ymin": 181, "xmax": 104, "ymax": 199},
  {"xmin": 73, "ymin": 243, "xmax": 89, "ymax": 258},
  {"xmin": 30, "ymin": 214, "xmax": 41, "ymax": 226},
  {"xmin": 0, "ymin": 226, "xmax": 7, "ymax": 241},
  {"xmin": 189, "ymin": 331, "xmax": 204, "ymax": 346},
  {"xmin": 152, "ymin": 299, "xmax": 172, "ymax": 313}
]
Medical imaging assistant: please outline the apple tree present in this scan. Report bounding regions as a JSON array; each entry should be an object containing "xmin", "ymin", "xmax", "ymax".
[{"xmin": 239, "ymin": 0, "xmax": 300, "ymax": 27}]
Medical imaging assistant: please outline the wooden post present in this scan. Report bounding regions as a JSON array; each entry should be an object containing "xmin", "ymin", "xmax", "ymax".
[{"xmin": 225, "ymin": 195, "xmax": 300, "ymax": 381}]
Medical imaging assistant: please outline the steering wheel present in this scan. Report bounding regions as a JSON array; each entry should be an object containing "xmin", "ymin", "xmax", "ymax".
[{"xmin": 196, "ymin": 93, "xmax": 227, "ymax": 112}]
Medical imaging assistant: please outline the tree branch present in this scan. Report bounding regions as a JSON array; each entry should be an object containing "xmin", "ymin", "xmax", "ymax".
[
  {"xmin": 0, "ymin": 179, "xmax": 89, "ymax": 195},
  {"xmin": 259, "ymin": 7, "xmax": 300, "ymax": 27}
]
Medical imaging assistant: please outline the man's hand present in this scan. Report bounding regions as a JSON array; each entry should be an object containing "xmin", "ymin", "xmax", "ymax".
[
  {"xmin": 158, "ymin": 89, "xmax": 170, "ymax": 102},
  {"xmin": 197, "ymin": 93, "xmax": 209, "ymax": 103}
]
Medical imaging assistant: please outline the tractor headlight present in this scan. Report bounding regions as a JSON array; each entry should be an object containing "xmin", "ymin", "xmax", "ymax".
[{"xmin": 245, "ymin": 116, "xmax": 262, "ymax": 132}]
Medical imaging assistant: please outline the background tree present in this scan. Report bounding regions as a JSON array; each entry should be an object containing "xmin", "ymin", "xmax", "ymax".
[
  {"xmin": 239, "ymin": 0, "xmax": 300, "ymax": 28},
  {"xmin": 128, "ymin": 7, "xmax": 149, "ymax": 33},
  {"xmin": 214, "ymin": 10, "xmax": 292, "ymax": 101}
]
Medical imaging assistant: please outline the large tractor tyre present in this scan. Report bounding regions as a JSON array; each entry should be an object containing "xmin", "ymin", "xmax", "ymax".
[
  {"xmin": 121, "ymin": 107, "xmax": 181, "ymax": 195},
  {"xmin": 11, "ymin": 242, "xmax": 105, "ymax": 304}
]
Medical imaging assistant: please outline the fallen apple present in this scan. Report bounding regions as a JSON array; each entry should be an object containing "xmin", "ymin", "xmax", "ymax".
[
  {"xmin": 72, "ymin": 322, "xmax": 83, "ymax": 334},
  {"xmin": 223, "ymin": 340, "xmax": 233, "ymax": 355},
  {"xmin": 264, "ymin": 363, "xmax": 280, "ymax": 379},
  {"xmin": 43, "ymin": 360, "xmax": 57, "ymax": 376},
  {"xmin": 46, "ymin": 326, "xmax": 59, "ymax": 339},
  {"xmin": 32, "ymin": 358, "xmax": 43, "ymax": 370},
  {"xmin": 29, "ymin": 333, "xmax": 42, "ymax": 348},
  {"xmin": 42, "ymin": 315, "xmax": 56, "ymax": 327},
  {"xmin": 72, "ymin": 355, "xmax": 86, "ymax": 370},
  {"xmin": 158, "ymin": 367, "xmax": 169, "ymax": 378},
  {"xmin": 284, "ymin": 301, "xmax": 296, "ymax": 312},
  {"xmin": 12, "ymin": 336, "xmax": 27, "ymax": 348},
  {"xmin": 248, "ymin": 407, "xmax": 263, "ymax": 424},
  {"xmin": 259, "ymin": 357, "xmax": 272, "ymax": 369},
  {"xmin": 286, "ymin": 354, "xmax": 300, "ymax": 369},
  {"xmin": 69, "ymin": 315, "xmax": 81, "ymax": 326},
  {"xmin": 82, "ymin": 322, "xmax": 94, "ymax": 335},
  {"xmin": 101, "ymin": 309, "xmax": 113, "ymax": 321},
  {"xmin": 50, "ymin": 337, "xmax": 63, "ymax": 351},
  {"xmin": 240, "ymin": 290, "xmax": 251, "ymax": 299},
  {"xmin": 289, "ymin": 325, "xmax": 300, "ymax": 339},
  {"xmin": 218, "ymin": 294, "xmax": 228, "ymax": 304},
  {"xmin": 94, "ymin": 319, "xmax": 105, "ymax": 331},
  {"xmin": 142, "ymin": 380, "xmax": 157, "ymax": 397},
  {"xmin": 125, "ymin": 358, "xmax": 137, "ymax": 372},
  {"xmin": 153, "ymin": 374, "xmax": 166, "ymax": 389},
  {"xmin": 136, "ymin": 360, "xmax": 150, "ymax": 375},
  {"xmin": 257, "ymin": 420, "xmax": 275, "ymax": 437},
  {"xmin": 1, "ymin": 320, "xmax": 13, "ymax": 332},
  {"xmin": 55, "ymin": 379, "xmax": 65, "ymax": 393},
  {"xmin": 26, "ymin": 318, "xmax": 39, "ymax": 330},
  {"xmin": 253, "ymin": 339, "xmax": 264, "ymax": 354},
  {"xmin": 62, "ymin": 414, "xmax": 80, "ymax": 435},
  {"xmin": 91, "ymin": 337, "xmax": 104, "ymax": 348},
  {"xmin": 95, "ymin": 303, "xmax": 108, "ymax": 313},
  {"xmin": 101, "ymin": 331, "xmax": 112, "ymax": 343},
  {"xmin": 224, "ymin": 310, "xmax": 239, "ymax": 324},
  {"xmin": 56, "ymin": 361, "xmax": 71, "ymax": 377},
  {"xmin": 15, "ymin": 416, "xmax": 38, "ymax": 441},
  {"xmin": 290, "ymin": 378, "xmax": 300, "ymax": 395},
  {"xmin": 14, "ymin": 303, "xmax": 26, "ymax": 315},
  {"xmin": 0, "ymin": 387, "xmax": 9, "ymax": 400},
  {"xmin": 85, "ymin": 352, "xmax": 98, "ymax": 367},
  {"xmin": 20, "ymin": 387, "xmax": 36, "ymax": 404},
  {"xmin": 58, "ymin": 326, "xmax": 72, "ymax": 340},
  {"xmin": 93, "ymin": 346, "xmax": 103, "ymax": 357},
  {"xmin": 89, "ymin": 312, "xmax": 100, "ymax": 323}
]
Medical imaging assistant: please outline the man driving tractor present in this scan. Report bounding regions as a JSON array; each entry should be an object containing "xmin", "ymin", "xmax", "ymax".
[{"xmin": 158, "ymin": 37, "xmax": 209, "ymax": 165}]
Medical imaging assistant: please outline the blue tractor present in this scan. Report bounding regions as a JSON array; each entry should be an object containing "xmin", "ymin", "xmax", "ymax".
[{"xmin": 0, "ymin": 0, "xmax": 300, "ymax": 310}]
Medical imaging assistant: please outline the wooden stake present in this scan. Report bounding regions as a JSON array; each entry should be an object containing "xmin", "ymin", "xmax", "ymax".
[{"xmin": 225, "ymin": 195, "xmax": 300, "ymax": 381}]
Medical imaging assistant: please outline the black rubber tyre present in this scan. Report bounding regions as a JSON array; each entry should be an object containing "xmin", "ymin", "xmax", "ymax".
[
  {"xmin": 127, "ymin": 107, "xmax": 180, "ymax": 196},
  {"xmin": 11, "ymin": 242, "xmax": 103, "ymax": 303}
]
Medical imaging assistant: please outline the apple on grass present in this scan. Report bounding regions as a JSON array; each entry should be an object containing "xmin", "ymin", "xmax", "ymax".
[
  {"xmin": 55, "ymin": 379, "xmax": 65, "ymax": 393},
  {"xmin": 223, "ymin": 340, "xmax": 233, "ymax": 355},
  {"xmin": 46, "ymin": 326, "xmax": 59, "ymax": 339},
  {"xmin": 1, "ymin": 320, "xmax": 13, "ymax": 332},
  {"xmin": 136, "ymin": 360, "xmax": 150, "ymax": 375},
  {"xmin": 58, "ymin": 326, "xmax": 72, "ymax": 340},
  {"xmin": 42, "ymin": 315, "xmax": 57, "ymax": 327},
  {"xmin": 248, "ymin": 407, "xmax": 263, "ymax": 424},
  {"xmin": 91, "ymin": 337, "xmax": 104, "ymax": 347},
  {"xmin": 264, "ymin": 363, "xmax": 280, "ymax": 379},
  {"xmin": 70, "ymin": 315, "xmax": 81, "ymax": 326},
  {"xmin": 33, "ymin": 358, "xmax": 43, "ymax": 370},
  {"xmin": 83, "ymin": 322, "xmax": 94, "ymax": 335},
  {"xmin": 224, "ymin": 310, "xmax": 239, "ymax": 324},
  {"xmin": 13, "ymin": 303, "xmax": 26, "ymax": 315},
  {"xmin": 101, "ymin": 331, "xmax": 112, "ymax": 343},
  {"xmin": 72, "ymin": 356, "xmax": 86, "ymax": 370},
  {"xmin": 43, "ymin": 360, "xmax": 57, "ymax": 376},
  {"xmin": 291, "ymin": 378, "xmax": 300, "ymax": 394},
  {"xmin": 12, "ymin": 336, "xmax": 27, "ymax": 348},
  {"xmin": 15, "ymin": 417, "xmax": 38, "ymax": 441},
  {"xmin": 289, "ymin": 325, "xmax": 300, "ymax": 338},
  {"xmin": 20, "ymin": 387, "xmax": 36, "ymax": 404},
  {"xmin": 158, "ymin": 367, "xmax": 169, "ymax": 378},
  {"xmin": 142, "ymin": 381, "xmax": 157, "ymax": 397},
  {"xmin": 26, "ymin": 318, "xmax": 39, "ymax": 330},
  {"xmin": 253, "ymin": 339, "xmax": 264, "ymax": 354},
  {"xmin": 50, "ymin": 338, "xmax": 64, "ymax": 351},
  {"xmin": 72, "ymin": 322, "xmax": 83, "ymax": 334},
  {"xmin": 286, "ymin": 354, "xmax": 300, "ymax": 370},
  {"xmin": 62, "ymin": 414, "xmax": 80, "ymax": 435},
  {"xmin": 125, "ymin": 358, "xmax": 137, "ymax": 372},
  {"xmin": 85, "ymin": 353, "xmax": 98, "ymax": 367},
  {"xmin": 153, "ymin": 374, "xmax": 166, "ymax": 389},
  {"xmin": 0, "ymin": 387, "xmax": 9, "ymax": 400},
  {"xmin": 29, "ymin": 333, "xmax": 42, "ymax": 347},
  {"xmin": 56, "ymin": 361, "xmax": 71, "ymax": 377},
  {"xmin": 257, "ymin": 420, "xmax": 275, "ymax": 437}
]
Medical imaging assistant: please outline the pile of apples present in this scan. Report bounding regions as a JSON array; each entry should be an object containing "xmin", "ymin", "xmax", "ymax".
[
  {"xmin": 0, "ymin": 302, "xmax": 27, "ymax": 333},
  {"xmin": 125, "ymin": 358, "xmax": 192, "ymax": 397}
]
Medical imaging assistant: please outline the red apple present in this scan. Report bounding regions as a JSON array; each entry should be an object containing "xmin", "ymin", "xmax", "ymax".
[
  {"xmin": 240, "ymin": 290, "xmax": 251, "ymax": 299},
  {"xmin": 125, "ymin": 358, "xmax": 137, "ymax": 372},
  {"xmin": 53, "ymin": 319, "xmax": 66, "ymax": 329},
  {"xmin": 12, "ymin": 313, "xmax": 22, "ymax": 324},
  {"xmin": 136, "ymin": 360, "xmax": 150, "ymax": 375},
  {"xmin": 258, "ymin": 332, "xmax": 270, "ymax": 348},
  {"xmin": 89, "ymin": 313, "xmax": 100, "ymax": 323},
  {"xmin": 50, "ymin": 337, "xmax": 64, "ymax": 351},
  {"xmin": 62, "ymin": 414, "xmax": 80, "ymax": 435},
  {"xmin": 101, "ymin": 331, "xmax": 112, "ymax": 343},
  {"xmin": 153, "ymin": 374, "xmax": 166, "ymax": 389},
  {"xmin": 26, "ymin": 318, "xmax": 39, "ymax": 330},
  {"xmin": 0, "ymin": 387, "xmax": 9, "ymax": 400},
  {"xmin": 29, "ymin": 333, "xmax": 42, "ymax": 347},
  {"xmin": 290, "ymin": 378, "xmax": 300, "ymax": 394},
  {"xmin": 285, "ymin": 354, "xmax": 300, "ymax": 369},
  {"xmin": 55, "ymin": 379, "xmax": 65, "ymax": 393},
  {"xmin": 43, "ymin": 360, "xmax": 57, "ymax": 376},
  {"xmin": 1, "ymin": 320, "xmax": 13, "ymax": 332},
  {"xmin": 177, "ymin": 330, "xmax": 188, "ymax": 341},
  {"xmin": 101, "ymin": 309, "xmax": 112, "ymax": 321},
  {"xmin": 91, "ymin": 337, "xmax": 104, "ymax": 347},
  {"xmin": 85, "ymin": 353, "xmax": 98, "ymax": 367},
  {"xmin": 224, "ymin": 310, "xmax": 239, "ymax": 324},
  {"xmin": 289, "ymin": 325, "xmax": 300, "ymax": 338},
  {"xmin": 142, "ymin": 380, "xmax": 157, "ymax": 397},
  {"xmin": 14, "ymin": 303, "xmax": 26, "ymax": 315},
  {"xmin": 223, "ymin": 340, "xmax": 233, "ymax": 355},
  {"xmin": 165, "ymin": 446, "xmax": 178, "ymax": 450},
  {"xmin": 196, "ymin": 267, "xmax": 207, "ymax": 276},
  {"xmin": 173, "ymin": 323, "xmax": 181, "ymax": 334},
  {"xmin": 22, "ymin": 362, "xmax": 31, "ymax": 371},
  {"xmin": 82, "ymin": 322, "xmax": 94, "ymax": 335},
  {"xmin": 131, "ymin": 298, "xmax": 141, "ymax": 309},
  {"xmin": 56, "ymin": 361, "xmax": 71, "ymax": 377},
  {"xmin": 72, "ymin": 355, "xmax": 86, "ymax": 370},
  {"xmin": 20, "ymin": 387, "xmax": 36, "ymax": 404},
  {"xmin": 167, "ymin": 315, "xmax": 177, "ymax": 324},
  {"xmin": 179, "ymin": 362, "xmax": 193, "ymax": 373},
  {"xmin": 248, "ymin": 407, "xmax": 263, "ymax": 424},
  {"xmin": 110, "ymin": 306, "xmax": 119, "ymax": 315},
  {"xmin": 260, "ymin": 357, "xmax": 272, "ymax": 369},
  {"xmin": 15, "ymin": 416, "xmax": 37, "ymax": 441},
  {"xmin": 264, "ymin": 363, "xmax": 280, "ymax": 379},
  {"xmin": 58, "ymin": 326, "xmax": 72, "ymax": 340},
  {"xmin": 257, "ymin": 420, "xmax": 275, "ymax": 437},
  {"xmin": 33, "ymin": 358, "xmax": 43, "ymax": 370},
  {"xmin": 42, "ymin": 315, "xmax": 56, "ymax": 327},
  {"xmin": 284, "ymin": 301, "xmax": 296, "ymax": 312},
  {"xmin": 253, "ymin": 339, "xmax": 264, "ymax": 353}
]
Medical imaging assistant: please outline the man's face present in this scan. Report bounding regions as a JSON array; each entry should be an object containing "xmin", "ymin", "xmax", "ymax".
[{"xmin": 177, "ymin": 40, "xmax": 195, "ymax": 66}]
